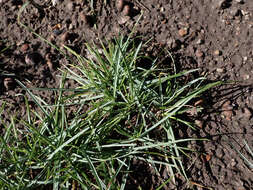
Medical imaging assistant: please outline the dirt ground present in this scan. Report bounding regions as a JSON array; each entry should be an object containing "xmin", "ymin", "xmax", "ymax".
[{"xmin": 0, "ymin": 0, "xmax": 253, "ymax": 189}]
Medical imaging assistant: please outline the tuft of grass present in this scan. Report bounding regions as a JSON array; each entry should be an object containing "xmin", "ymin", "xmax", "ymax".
[
  {"xmin": 0, "ymin": 34, "xmax": 222, "ymax": 189},
  {"xmin": 1, "ymin": 2, "xmax": 223, "ymax": 188}
]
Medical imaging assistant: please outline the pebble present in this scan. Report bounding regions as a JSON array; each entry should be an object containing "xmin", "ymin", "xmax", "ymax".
[
  {"xmin": 3, "ymin": 77, "xmax": 14, "ymax": 90},
  {"xmin": 214, "ymin": 50, "xmax": 222, "ymax": 56},
  {"xmin": 243, "ymin": 74, "xmax": 250, "ymax": 80},
  {"xmin": 20, "ymin": 43, "xmax": 29, "ymax": 52},
  {"xmin": 116, "ymin": 0, "xmax": 124, "ymax": 12},
  {"xmin": 178, "ymin": 28, "xmax": 188, "ymax": 37},
  {"xmin": 66, "ymin": 2, "xmax": 74, "ymax": 11},
  {"xmin": 243, "ymin": 107, "xmax": 252, "ymax": 118},
  {"xmin": 230, "ymin": 158, "xmax": 237, "ymax": 167},
  {"xmin": 46, "ymin": 60, "xmax": 54, "ymax": 71},
  {"xmin": 195, "ymin": 49, "xmax": 204, "ymax": 58},
  {"xmin": 196, "ymin": 39, "xmax": 204, "ymax": 45},
  {"xmin": 216, "ymin": 68, "xmax": 225, "ymax": 73},
  {"xmin": 118, "ymin": 16, "xmax": 130, "ymax": 25},
  {"xmin": 235, "ymin": 0, "xmax": 244, "ymax": 4},
  {"xmin": 80, "ymin": 13, "xmax": 88, "ymax": 25},
  {"xmin": 122, "ymin": 4, "xmax": 130, "ymax": 16},
  {"xmin": 195, "ymin": 120, "xmax": 203, "ymax": 128},
  {"xmin": 52, "ymin": 0, "xmax": 60, "ymax": 6},
  {"xmin": 216, "ymin": 148, "xmax": 224, "ymax": 158},
  {"xmin": 222, "ymin": 100, "xmax": 233, "ymax": 120},
  {"xmin": 61, "ymin": 32, "xmax": 70, "ymax": 42}
]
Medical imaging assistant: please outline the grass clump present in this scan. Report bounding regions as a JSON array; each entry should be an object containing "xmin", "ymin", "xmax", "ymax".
[{"xmin": 0, "ymin": 35, "xmax": 222, "ymax": 189}]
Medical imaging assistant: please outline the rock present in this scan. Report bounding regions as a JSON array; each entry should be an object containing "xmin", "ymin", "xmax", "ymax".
[
  {"xmin": 214, "ymin": 50, "xmax": 222, "ymax": 56},
  {"xmin": 66, "ymin": 2, "xmax": 74, "ymax": 11},
  {"xmin": 52, "ymin": 0, "xmax": 60, "ymax": 6},
  {"xmin": 20, "ymin": 43, "xmax": 29, "ymax": 52},
  {"xmin": 116, "ymin": 0, "xmax": 124, "ymax": 12},
  {"xmin": 243, "ymin": 107, "xmax": 252, "ymax": 118},
  {"xmin": 195, "ymin": 49, "xmax": 204, "ymax": 58},
  {"xmin": 118, "ymin": 15, "xmax": 130, "ymax": 25},
  {"xmin": 235, "ymin": 0, "xmax": 244, "ymax": 4},
  {"xmin": 46, "ymin": 61, "xmax": 54, "ymax": 71},
  {"xmin": 196, "ymin": 39, "xmax": 204, "ymax": 45},
  {"xmin": 222, "ymin": 100, "xmax": 233, "ymax": 120},
  {"xmin": 195, "ymin": 120, "xmax": 203, "ymax": 128},
  {"xmin": 178, "ymin": 28, "xmax": 188, "ymax": 37},
  {"xmin": 216, "ymin": 68, "xmax": 225, "ymax": 73},
  {"xmin": 122, "ymin": 5, "xmax": 130, "ymax": 16}
]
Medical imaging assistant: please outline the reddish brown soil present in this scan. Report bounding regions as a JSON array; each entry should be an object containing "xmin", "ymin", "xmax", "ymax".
[{"xmin": 0, "ymin": 0, "xmax": 253, "ymax": 189}]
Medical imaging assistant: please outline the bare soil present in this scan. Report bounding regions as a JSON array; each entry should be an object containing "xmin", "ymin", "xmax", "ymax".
[{"xmin": 0, "ymin": 0, "xmax": 253, "ymax": 189}]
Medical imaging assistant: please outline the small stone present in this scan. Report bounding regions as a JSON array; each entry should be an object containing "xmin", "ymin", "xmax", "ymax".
[
  {"xmin": 235, "ymin": 0, "xmax": 244, "ymax": 4},
  {"xmin": 61, "ymin": 32, "xmax": 70, "ymax": 42},
  {"xmin": 118, "ymin": 15, "xmax": 130, "ymax": 25},
  {"xmin": 69, "ymin": 23, "xmax": 73, "ymax": 30},
  {"xmin": 216, "ymin": 68, "xmax": 225, "ymax": 73},
  {"xmin": 116, "ymin": 0, "xmax": 124, "ymax": 11},
  {"xmin": 46, "ymin": 60, "xmax": 54, "ymax": 71},
  {"xmin": 222, "ymin": 100, "xmax": 233, "ymax": 120},
  {"xmin": 52, "ymin": 0, "xmax": 59, "ymax": 6},
  {"xmin": 196, "ymin": 39, "xmax": 204, "ymax": 44},
  {"xmin": 66, "ymin": 2, "xmax": 74, "ymax": 11},
  {"xmin": 3, "ymin": 78, "xmax": 14, "ymax": 90},
  {"xmin": 122, "ymin": 4, "xmax": 130, "ymax": 16},
  {"xmin": 195, "ymin": 49, "xmax": 204, "ymax": 58},
  {"xmin": 214, "ymin": 50, "xmax": 222, "ymax": 56},
  {"xmin": 195, "ymin": 120, "xmax": 203, "ymax": 128},
  {"xmin": 20, "ymin": 43, "xmax": 29, "ymax": 52},
  {"xmin": 243, "ymin": 107, "xmax": 252, "ymax": 118},
  {"xmin": 230, "ymin": 159, "xmax": 237, "ymax": 167},
  {"xmin": 243, "ymin": 74, "xmax": 250, "ymax": 80},
  {"xmin": 178, "ymin": 28, "xmax": 188, "ymax": 37}
]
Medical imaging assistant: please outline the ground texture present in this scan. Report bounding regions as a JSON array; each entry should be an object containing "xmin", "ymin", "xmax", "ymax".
[{"xmin": 0, "ymin": 0, "xmax": 253, "ymax": 189}]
